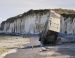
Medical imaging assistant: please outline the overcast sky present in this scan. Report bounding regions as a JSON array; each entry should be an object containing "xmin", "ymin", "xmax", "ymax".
[{"xmin": 0, "ymin": 0, "xmax": 75, "ymax": 23}]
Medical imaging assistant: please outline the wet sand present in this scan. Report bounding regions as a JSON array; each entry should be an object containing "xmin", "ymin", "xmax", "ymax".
[{"xmin": 4, "ymin": 36, "xmax": 75, "ymax": 58}]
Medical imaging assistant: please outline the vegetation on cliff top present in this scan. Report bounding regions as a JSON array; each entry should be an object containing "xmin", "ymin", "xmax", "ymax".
[
  {"xmin": 52, "ymin": 8, "xmax": 75, "ymax": 18},
  {"xmin": 52, "ymin": 8, "xmax": 75, "ymax": 14}
]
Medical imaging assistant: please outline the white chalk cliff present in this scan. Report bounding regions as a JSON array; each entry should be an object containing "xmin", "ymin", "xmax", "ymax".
[{"xmin": 1, "ymin": 9, "xmax": 75, "ymax": 35}]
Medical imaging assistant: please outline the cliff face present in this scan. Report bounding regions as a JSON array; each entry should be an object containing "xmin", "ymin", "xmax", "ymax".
[
  {"xmin": 1, "ymin": 9, "xmax": 75, "ymax": 35},
  {"xmin": 60, "ymin": 14, "xmax": 75, "ymax": 34},
  {"xmin": 52, "ymin": 9, "xmax": 75, "ymax": 34},
  {"xmin": 1, "ymin": 9, "xmax": 50, "ymax": 34}
]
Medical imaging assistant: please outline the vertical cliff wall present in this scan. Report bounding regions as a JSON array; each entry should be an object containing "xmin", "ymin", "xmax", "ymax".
[
  {"xmin": 1, "ymin": 9, "xmax": 50, "ymax": 34},
  {"xmin": 1, "ymin": 9, "xmax": 75, "ymax": 35},
  {"xmin": 60, "ymin": 14, "xmax": 75, "ymax": 34}
]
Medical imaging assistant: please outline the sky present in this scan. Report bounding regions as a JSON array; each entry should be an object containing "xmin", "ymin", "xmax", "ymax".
[{"xmin": 0, "ymin": 0, "xmax": 75, "ymax": 23}]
